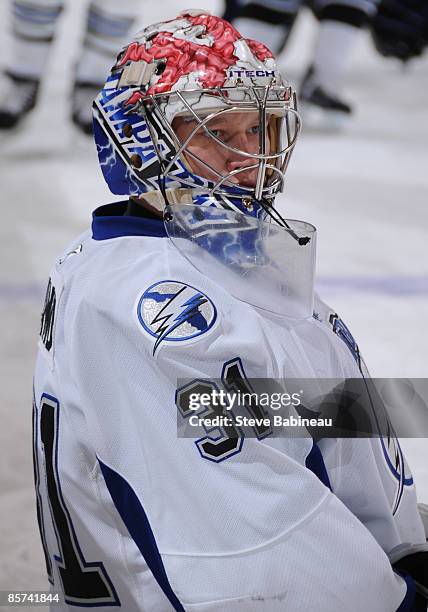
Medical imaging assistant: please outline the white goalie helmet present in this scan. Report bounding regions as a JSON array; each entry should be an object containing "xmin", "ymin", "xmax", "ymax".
[{"xmin": 93, "ymin": 9, "xmax": 301, "ymax": 220}]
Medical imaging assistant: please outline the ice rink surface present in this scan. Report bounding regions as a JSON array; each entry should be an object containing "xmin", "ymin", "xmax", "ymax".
[{"xmin": 0, "ymin": 0, "xmax": 427, "ymax": 605}]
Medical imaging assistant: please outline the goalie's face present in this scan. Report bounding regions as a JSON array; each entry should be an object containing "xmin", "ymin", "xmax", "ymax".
[{"xmin": 173, "ymin": 111, "xmax": 270, "ymax": 188}]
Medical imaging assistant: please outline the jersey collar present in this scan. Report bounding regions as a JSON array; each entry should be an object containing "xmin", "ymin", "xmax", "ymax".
[{"xmin": 92, "ymin": 202, "xmax": 167, "ymax": 240}]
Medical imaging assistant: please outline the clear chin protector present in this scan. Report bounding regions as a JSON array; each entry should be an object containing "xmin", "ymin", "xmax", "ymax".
[
  {"xmin": 165, "ymin": 203, "xmax": 316, "ymax": 319},
  {"xmin": 143, "ymin": 84, "xmax": 301, "ymax": 203}
]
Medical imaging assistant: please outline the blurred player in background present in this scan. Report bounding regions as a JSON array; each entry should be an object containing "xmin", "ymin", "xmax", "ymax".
[
  {"xmin": 0, "ymin": 0, "xmax": 138, "ymax": 134},
  {"xmin": 224, "ymin": 0, "xmax": 380, "ymax": 127},
  {"xmin": 224, "ymin": 0, "xmax": 428, "ymax": 128},
  {"xmin": 370, "ymin": 0, "xmax": 428, "ymax": 62}
]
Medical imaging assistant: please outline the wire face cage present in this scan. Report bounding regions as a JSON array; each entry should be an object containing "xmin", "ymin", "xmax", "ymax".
[{"xmin": 139, "ymin": 84, "xmax": 301, "ymax": 202}]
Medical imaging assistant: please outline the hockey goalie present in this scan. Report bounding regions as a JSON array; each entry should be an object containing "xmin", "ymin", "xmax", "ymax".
[{"xmin": 33, "ymin": 10, "xmax": 428, "ymax": 611}]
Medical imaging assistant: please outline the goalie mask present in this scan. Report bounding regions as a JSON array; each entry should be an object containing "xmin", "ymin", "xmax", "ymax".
[{"xmin": 93, "ymin": 10, "xmax": 301, "ymax": 219}]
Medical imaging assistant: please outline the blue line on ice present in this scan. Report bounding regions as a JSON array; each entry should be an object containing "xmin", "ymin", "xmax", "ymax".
[{"xmin": 2, "ymin": 277, "xmax": 428, "ymax": 303}]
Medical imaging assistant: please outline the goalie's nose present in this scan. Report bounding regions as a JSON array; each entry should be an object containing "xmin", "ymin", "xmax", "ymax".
[
  {"xmin": 225, "ymin": 159, "xmax": 259, "ymax": 186},
  {"xmin": 226, "ymin": 159, "xmax": 257, "ymax": 172}
]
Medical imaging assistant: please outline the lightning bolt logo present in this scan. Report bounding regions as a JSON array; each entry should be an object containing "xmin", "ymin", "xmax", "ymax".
[{"xmin": 137, "ymin": 281, "xmax": 217, "ymax": 355}]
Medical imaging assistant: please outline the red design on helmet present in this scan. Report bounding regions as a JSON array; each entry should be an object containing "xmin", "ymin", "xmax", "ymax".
[
  {"xmin": 119, "ymin": 13, "xmax": 274, "ymax": 105},
  {"xmin": 246, "ymin": 39, "xmax": 274, "ymax": 63}
]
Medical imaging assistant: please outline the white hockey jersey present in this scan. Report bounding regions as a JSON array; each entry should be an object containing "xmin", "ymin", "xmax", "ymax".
[{"xmin": 33, "ymin": 201, "xmax": 426, "ymax": 611}]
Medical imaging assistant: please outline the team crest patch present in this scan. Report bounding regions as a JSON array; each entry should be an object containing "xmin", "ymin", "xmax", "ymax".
[{"xmin": 137, "ymin": 281, "xmax": 217, "ymax": 354}]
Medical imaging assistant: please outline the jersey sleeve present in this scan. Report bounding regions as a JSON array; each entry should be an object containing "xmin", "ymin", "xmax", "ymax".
[
  {"xmin": 313, "ymin": 297, "xmax": 427, "ymax": 563},
  {"xmin": 60, "ymin": 273, "xmax": 417, "ymax": 612}
]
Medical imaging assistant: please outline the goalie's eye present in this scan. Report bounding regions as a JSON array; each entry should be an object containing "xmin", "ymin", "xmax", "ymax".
[
  {"xmin": 248, "ymin": 125, "xmax": 260, "ymax": 135},
  {"xmin": 207, "ymin": 125, "xmax": 260, "ymax": 140},
  {"xmin": 209, "ymin": 128, "xmax": 222, "ymax": 138}
]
